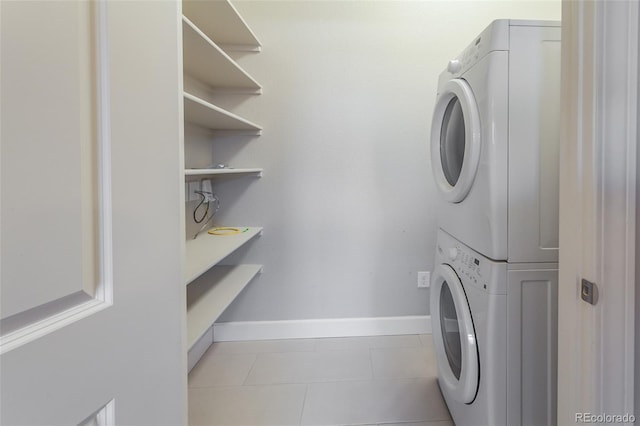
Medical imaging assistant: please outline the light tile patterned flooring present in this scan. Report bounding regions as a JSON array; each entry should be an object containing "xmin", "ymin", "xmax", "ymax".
[{"xmin": 188, "ymin": 334, "xmax": 453, "ymax": 426}]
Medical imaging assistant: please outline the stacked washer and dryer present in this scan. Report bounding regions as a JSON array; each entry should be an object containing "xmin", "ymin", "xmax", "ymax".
[{"xmin": 429, "ymin": 20, "xmax": 561, "ymax": 426}]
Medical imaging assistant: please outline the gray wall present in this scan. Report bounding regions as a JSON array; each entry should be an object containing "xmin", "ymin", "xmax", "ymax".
[{"xmin": 198, "ymin": 1, "xmax": 561, "ymax": 323}]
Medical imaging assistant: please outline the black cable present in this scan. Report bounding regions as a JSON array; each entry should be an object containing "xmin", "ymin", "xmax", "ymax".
[
  {"xmin": 193, "ymin": 192, "xmax": 209, "ymax": 223},
  {"xmin": 192, "ymin": 192, "xmax": 221, "ymax": 239}
]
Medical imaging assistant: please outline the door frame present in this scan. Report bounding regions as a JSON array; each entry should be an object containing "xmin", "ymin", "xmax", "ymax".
[{"xmin": 558, "ymin": 1, "xmax": 638, "ymax": 423}]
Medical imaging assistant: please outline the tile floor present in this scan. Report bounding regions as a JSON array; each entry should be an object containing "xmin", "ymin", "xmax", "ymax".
[{"xmin": 188, "ymin": 334, "xmax": 453, "ymax": 426}]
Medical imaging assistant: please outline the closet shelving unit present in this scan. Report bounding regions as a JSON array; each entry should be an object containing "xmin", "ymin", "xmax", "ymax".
[{"xmin": 181, "ymin": 0, "xmax": 262, "ymax": 369}]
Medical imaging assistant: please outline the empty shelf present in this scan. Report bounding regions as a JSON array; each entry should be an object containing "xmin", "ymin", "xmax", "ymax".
[
  {"xmin": 182, "ymin": 0, "xmax": 261, "ymax": 50},
  {"xmin": 184, "ymin": 168, "xmax": 262, "ymax": 178},
  {"xmin": 183, "ymin": 92, "xmax": 262, "ymax": 132},
  {"xmin": 187, "ymin": 264, "xmax": 262, "ymax": 349},
  {"xmin": 182, "ymin": 16, "xmax": 261, "ymax": 92}
]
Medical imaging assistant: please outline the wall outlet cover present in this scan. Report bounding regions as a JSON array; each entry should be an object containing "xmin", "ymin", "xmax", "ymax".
[
  {"xmin": 418, "ymin": 271, "xmax": 430, "ymax": 288},
  {"xmin": 187, "ymin": 181, "xmax": 200, "ymax": 202}
]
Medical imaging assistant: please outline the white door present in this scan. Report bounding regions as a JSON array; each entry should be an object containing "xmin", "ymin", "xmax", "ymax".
[
  {"xmin": 558, "ymin": 0, "xmax": 637, "ymax": 423},
  {"xmin": 0, "ymin": 1, "xmax": 186, "ymax": 424},
  {"xmin": 430, "ymin": 264, "xmax": 479, "ymax": 404},
  {"xmin": 430, "ymin": 78, "xmax": 482, "ymax": 203}
]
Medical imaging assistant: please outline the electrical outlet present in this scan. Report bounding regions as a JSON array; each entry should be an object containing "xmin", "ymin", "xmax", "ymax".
[
  {"xmin": 187, "ymin": 181, "xmax": 200, "ymax": 202},
  {"xmin": 200, "ymin": 179, "xmax": 215, "ymax": 202},
  {"xmin": 417, "ymin": 271, "xmax": 430, "ymax": 288}
]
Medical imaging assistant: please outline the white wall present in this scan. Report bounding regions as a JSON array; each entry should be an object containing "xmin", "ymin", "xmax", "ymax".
[{"xmin": 202, "ymin": 1, "xmax": 561, "ymax": 323}]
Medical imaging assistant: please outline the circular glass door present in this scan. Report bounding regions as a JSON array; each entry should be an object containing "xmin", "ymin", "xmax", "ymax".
[
  {"xmin": 430, "ymin": 79, "xmax": 481, "ymax": 203},
  {"xmin": 430, "ymin": 263, "xmax": 479, "ymax": 404}
]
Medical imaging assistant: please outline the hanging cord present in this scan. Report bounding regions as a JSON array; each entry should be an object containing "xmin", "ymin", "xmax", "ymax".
[
  {"xmin": 192, "ymin": 190, "xmax": 220, "ymax": 239},
  {"xmin": 193, "ymin": 191, "xmax": 209, "ymax": 224}
]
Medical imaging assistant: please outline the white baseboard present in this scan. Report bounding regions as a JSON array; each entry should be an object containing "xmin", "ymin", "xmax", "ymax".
[{"xmin": 212, "ymin": 315, "xmax": 431, "ymax": 342}]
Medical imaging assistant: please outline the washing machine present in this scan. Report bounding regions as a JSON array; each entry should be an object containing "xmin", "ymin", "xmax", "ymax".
[
  {"xmin": 430, "ymin": 20, "xmax": 561, "ymax": 263},
  {"xmin": 430, "ymin": 229, "xmax": 558, "ymax": 426}
]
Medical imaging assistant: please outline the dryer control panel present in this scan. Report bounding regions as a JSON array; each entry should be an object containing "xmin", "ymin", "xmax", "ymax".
[{"xmin": 444, "ymin": 19, "xmax": 510, "ymax": 77}]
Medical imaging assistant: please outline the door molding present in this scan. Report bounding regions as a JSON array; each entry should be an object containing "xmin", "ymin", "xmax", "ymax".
[{"xmin": 558, "ymin": 0, "xmax": 638, "ymax": 422}]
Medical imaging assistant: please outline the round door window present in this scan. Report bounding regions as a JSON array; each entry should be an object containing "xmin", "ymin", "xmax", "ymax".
[
  {"xmin": 440, "ymin": 98, "xmax": 466, "ymax": 187},
  {"xmin": 430, "ymin": 263, "xmax": 479, "ymax": 404},
  {"xmin": 430, "ymin": 79, "xmax": 481, "ymax": 203},
  {"xmin": 440, "ymin": 280, "xmax": 462, "ymax": 379}
]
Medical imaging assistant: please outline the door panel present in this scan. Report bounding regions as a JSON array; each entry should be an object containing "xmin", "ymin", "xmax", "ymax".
[
  {"xmin": 1, "ymin": 0, "xmax": 101, "ymax": 319},
  {"xmin": 506, "ymin": 268, "xmax": 558, "ymax": 426},
  {"xmin": 0, "ymin": 1, "xmax": 186, "ymax": 424},
  {"xmin": 507, "ymin": 24, "xmax": 561, "ymax": 263}
]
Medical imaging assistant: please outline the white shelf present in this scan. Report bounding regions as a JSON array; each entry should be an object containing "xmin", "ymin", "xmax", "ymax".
[
  {"xmin": 187, "ymin": 264, "xmax": 261, "ymax": 349},
  {"xmin": 184, "ymin": 92, "xmax": 262, "ymax": 132},
  {"xmin": 185, "ymin": 168, "xmax": 263, "ymax": 178},
  {"xmin": 182, "ymin": 16, "xmax": 261, "ymax": 92},
  {"xmin": 185, "ymin": 226, "xmax": 262, "ymax": 284},
  {"xmin": 182, "ymin": 0, "xmax": 261, "ymax": 51}
]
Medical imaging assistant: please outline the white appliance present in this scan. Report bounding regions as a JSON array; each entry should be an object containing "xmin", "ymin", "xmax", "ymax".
[
  {"xmin": 431, "ymin": 229, "xmax": 557, "ymax": 426},
  {"xmin": 430, "ymin": 20, "xmax": 561, "ymax": 263}
]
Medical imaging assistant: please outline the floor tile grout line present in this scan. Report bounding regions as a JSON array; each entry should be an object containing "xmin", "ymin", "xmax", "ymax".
[
  {"xmin": 214, "ymin": 335, "xmax": 427, "ymax": 355},
  {"xmin": 240, "ymin": 377, "xmax": 379, "ymax": 387},
  {"xmin": 210, "ymin": 339, "xmax": 320, "ymax": 356},
  {"xmin": 189, "ymin": 372, "xmax": 441, "ymax": 390},
  {"xmin": 368, "ymin": 346, "xmax": 376, "ymax": 381},
  {"xmin": 241, "ymin": 351, "xmax": 260, "ymax": 386},
  {"xmin": 298, "ymin": 383, "xmax": 309, "ymax": 426}
]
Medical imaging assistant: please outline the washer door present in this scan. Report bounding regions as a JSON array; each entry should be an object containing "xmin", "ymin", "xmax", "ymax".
[
  {"xmin": 430, "ymin": 263, "xmax": 479, "ymax": 404},
  {"xmin": 430, "ymin": 79, "xmax": 481, "ymax": 203}
]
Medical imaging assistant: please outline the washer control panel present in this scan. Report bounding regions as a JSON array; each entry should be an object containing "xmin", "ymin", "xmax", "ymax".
[
  {"xmin": 439, "ymin": 241, "xmax": 487, "ymax": 290},
  {"xmin": 435, "ymin": 230, "xmax": 499, "ymax": 292}
]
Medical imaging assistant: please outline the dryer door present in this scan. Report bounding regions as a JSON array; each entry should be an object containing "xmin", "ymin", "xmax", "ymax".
[
  {"xmin": 430, "ymin": 79, "xmax": 481, "ymax": 203},
  {"xmin": 430, "ymin": 263, "xmax": 479, "ymax": 404}
]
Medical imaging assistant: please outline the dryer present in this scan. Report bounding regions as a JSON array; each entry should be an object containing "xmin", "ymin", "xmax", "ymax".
[
  {"xmin": 430, "ymin": 20, "xmax": 561, "ymax": 263},
  {"xmin": 430, "ymin": 229, "xmax": 557, "ymax": 426}
]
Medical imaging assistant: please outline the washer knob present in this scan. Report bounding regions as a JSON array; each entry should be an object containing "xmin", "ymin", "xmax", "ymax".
[
  {"xmin": 448, "ymin": 248, "xmax": 458, "ymax": 261},
  {"xmin": 447, "ymin": 59, "xmax": 462, "ymax": 74}
]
